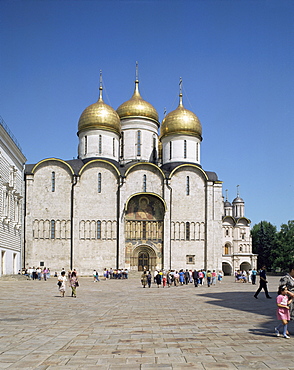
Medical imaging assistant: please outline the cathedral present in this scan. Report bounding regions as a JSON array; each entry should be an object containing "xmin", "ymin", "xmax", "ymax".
[{"xmin": 24, "ymin": 72, "xmax": 256, "ymax": 276}]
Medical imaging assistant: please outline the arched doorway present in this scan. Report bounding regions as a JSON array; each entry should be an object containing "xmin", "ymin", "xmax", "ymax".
[
  {"xmin": 138, "ymin": 252, "xmax": 149, "ymax": 271},
  {"xmin": 222, "ymin": 262, "xmax": 232, "ymax": 276},
  {"xmin": 240, "ymin": 262, "xmax": 251, "ymax": 271}
]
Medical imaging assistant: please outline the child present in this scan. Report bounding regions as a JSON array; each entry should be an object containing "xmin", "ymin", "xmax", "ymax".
[{"xmin": 275, "ymin": 285, "xmax": 292, "ymax": 338}]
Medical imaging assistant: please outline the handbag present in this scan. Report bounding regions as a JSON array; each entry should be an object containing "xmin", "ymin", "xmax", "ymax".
[
  {"xmin": 57, "ymin": 281, "xmax": 62, "ymax": 287},
  {"xmin": 76, "ymin": 281, "xmax": 79, "ymax": 287}
]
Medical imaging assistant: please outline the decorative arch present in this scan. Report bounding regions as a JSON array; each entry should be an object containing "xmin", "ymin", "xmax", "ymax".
[
  {"xmin": 131, "ymin": 244, "xmax": 157, "ymax": 271},
  {"xmin": 169, "ymin": 163, "xmax": 209, "ymax": 181},
  {"xmin": 125, "ymin": 162, "xmax": 165, "ymax": 178},
  {"xmin": 125, "ymin": 193, "xmax": 167, "ymax": 214},
  {"xmin": 31, "ymin": 158, "xmax": 74, "ymax": 175},
  {"xmin": 78, "ymin": 159, "xmax": 120, "ymax": 177}
]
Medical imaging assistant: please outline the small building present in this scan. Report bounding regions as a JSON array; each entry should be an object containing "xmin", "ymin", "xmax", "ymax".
[{"xmin": 0, "ymin": 116, "xmax": 26, "ymax": 276}]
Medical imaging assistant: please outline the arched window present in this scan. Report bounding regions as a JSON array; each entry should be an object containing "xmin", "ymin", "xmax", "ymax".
[
  {"xmin": 137, "ymin": 131, "xmax": 141, "ymax": 156},
  {"xmin": 186, "ymin": 222, "xmax": 190, "ymax": 241},
  {"xmin": 196, "ymin": 142, "xmax": 199, "ymax": 162},
  {"xmin": 50, "ymin": 220, "xmax": 55, "ymax": 239},
  {"xmin": 99, "ymin": 135, "xmax": 102, "ymax": 155},
  {"xmin": 186, "ymin": 176, "xmax": 190, "ymax": 196},
  {"xmin": 153, "ymin": 135, "xmax": 156, "ymax": 162},
  {"xmin": 113, "ymin": 138, "xmax": 115, "ymax": 157},
  {"xmin": 169, "ymin": 141, "xmax": 172, "ymax": 160},
  {"xmin": 98, "ymin": 173, "xmax": 101, "ymax": 193},
  {"xmin": 143, "ymin": 174, "xmax": 147, "ymax": 192},
  {"xmin": 51, "ymin": 172, "xmax": 55, "ymax": 192},
  {"xmin": 97, "ymin": 220, "xmax": 101, "ymax": 239},
  {"xmin": 84, "ymin": 135, "xmax": 87, "ymax": 155},
  {"xmin": 120, "ymin": 132, "xmax": 124, "ymax": 158},
  {"xmin": 184, "ymin": 140, "xmax": 187, "ymax": 158}
]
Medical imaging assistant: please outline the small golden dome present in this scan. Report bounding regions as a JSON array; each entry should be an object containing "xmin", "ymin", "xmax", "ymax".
[
  {"xmin": 116, "ymin": 80, "xmax": 159, "ymax": 124},
  {"xmin": 160, "ymin": 93, "xmax": 202, "ymax": 140},
  {"xmin": 78, "ymin": 86, "xmax": 121, "ymax": 135}
]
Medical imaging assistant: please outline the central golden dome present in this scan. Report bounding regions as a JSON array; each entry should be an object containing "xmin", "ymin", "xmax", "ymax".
[
  {"xmin": 116, "ymin": 80, "xmax": 159, "ymax": 124},
  {"xmin": 160, "ymin": 93, "xmax": 202, "ymax": 140},
  {"xmin": 78, "ymin": 86, "xmax": 121, "ymax": 135}
]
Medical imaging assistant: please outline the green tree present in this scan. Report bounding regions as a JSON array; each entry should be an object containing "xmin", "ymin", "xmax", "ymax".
[
  {"xmin": 251, "ymin": 221, "xmax": 277, "ymax": 269},
  {"xmin": 271, "ymin": 220, "xmax": 294, "ymax": 271}
]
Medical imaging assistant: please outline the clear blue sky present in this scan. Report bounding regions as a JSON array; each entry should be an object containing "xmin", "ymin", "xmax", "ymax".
[{"xmin": 0, "ymin": 0, "xmax": 293, "ymax": 229}]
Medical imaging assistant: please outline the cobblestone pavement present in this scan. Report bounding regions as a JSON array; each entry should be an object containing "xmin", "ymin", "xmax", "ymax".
[{"xmin": 0, "ymin": 275, "xmax": 293, "ymax": 369}]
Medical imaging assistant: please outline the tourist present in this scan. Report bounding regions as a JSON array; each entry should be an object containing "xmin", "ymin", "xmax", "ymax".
[
  {"xmin": 275, "ymin": 285, "xmax": 292, "ymax": 338},
  {"xmin": 147, "ymin": 271, "xmax": 152, "ymax": 288},
  {"xmin": 70, "ymin": 271, "xmax": 79, "ymax": 298},
  {"xmin": 217, "ymin": 270, "xmax": 223, "ymax": 283},
  {"xmin": 207, "ymin": 270, "xmax": 212, "ymax": 287},
  {"xmin": 212, "ymin": 270, "xmax": 217, "ymax": 285},
  {"xmin": 254, "ymin": 266, "xmax": 271, "ymax": 299},
  {"xmin": 155, "ymin": 271, "xmax": 162, "ymax": 287},
  {"xmin": 192, "ymin": 270, "xmax": 199, "ymax": 287},
  {"xmin": 198, "ymin": 270, "xmax": 204, "ymax": 285},
  {"xmin": 279, "ymin": 263, "xmax": 294, "ymax": 323},
  {"xmin": 179, "ymin": 270, "xmax": 185, "ymax": 285},
  {"xmin": 141, "ymin": 271, "xmax": 147, "ymax": 288},
  {"xmin": 251, "ymin": 268, "xmax": 257, "ymax": 285},
  {"xmin": 57, "ymin": 271, "xmax": 67, "ymax": 297},
  {"xmin": 184, "ymin": 269, "xmax": 190, "ymax": 285}
]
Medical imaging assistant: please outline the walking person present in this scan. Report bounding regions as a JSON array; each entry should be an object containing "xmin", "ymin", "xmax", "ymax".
[
  {"xmin": 192, "ymin": 270, "xmax": 199, "ymax": 287},
  {"xmin": 147, "ymin": 271, "xmax": 152, "ymax": 288},
  {"xmin": 279, "ymin": 263, "xmax": 294, "ymax": 324},
  {"xmin": 70, "ymin": 271, "xmax": 79, "ymax": 297},
  {"xmin": 251, "ymin": 268, "xmax": 257, "ymax": 285},
  {"xmin": 57, "ymin": 270, "xmax": 67, "ymax": 297},
  {"xmin": 254, "ymin": 265, "xmax": 272, "ymax": 299},
  {"xmin": 274, "ymin": 285, "xmax": 292, "ymax": 338},
  {"xmin": 141, "ymin": 271, "xmax": 147, "ymax": 288},
  {"xmin": 206, "ymin": 270, "xmax": 212, "ymax": 287}
]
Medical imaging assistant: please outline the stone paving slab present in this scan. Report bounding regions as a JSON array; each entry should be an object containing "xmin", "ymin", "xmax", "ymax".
[{"xmin": 0, "ymin": 276, "xmax": 294, "ymax": 369}]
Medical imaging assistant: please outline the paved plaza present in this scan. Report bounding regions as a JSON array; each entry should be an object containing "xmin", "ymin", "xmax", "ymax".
[{"xmin": 0, "ymin": 275, "xmax": 293, "ymax": 369}]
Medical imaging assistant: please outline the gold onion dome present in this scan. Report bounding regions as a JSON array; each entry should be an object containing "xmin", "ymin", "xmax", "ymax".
[
  {"xmin": 78, "ymin": 85, "xmax": 121, "ymax": 135},
  {"xmin": 116, "ymin": 80, "xmax": 159, "ymax": 124},
  {"xmin": 160, "ymin": 93, "xmax": 202, "ymax": 140}
]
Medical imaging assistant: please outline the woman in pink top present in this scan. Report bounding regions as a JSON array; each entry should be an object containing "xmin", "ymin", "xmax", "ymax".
[{"xmin": 275, "ymin": 285, "xmax": 292, "ymax": 338}]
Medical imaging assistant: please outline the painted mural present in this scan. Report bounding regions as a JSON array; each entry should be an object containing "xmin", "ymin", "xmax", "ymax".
[{"xmin": 125, "ymin": 195, "xmax": 164, "ymax": 221}]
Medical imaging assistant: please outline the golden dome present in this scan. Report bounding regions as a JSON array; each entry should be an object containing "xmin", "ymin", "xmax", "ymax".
[
  {"xmin": 116, "ymin": 80, "xmax": 159, "ymax": 124},
  {"xmin": 78, "ymin": 86, "xmax": 121, "ymax": 135},
  {"xmin": 160, "ymin": 93, "xmax": 202, "ymax": 140}
]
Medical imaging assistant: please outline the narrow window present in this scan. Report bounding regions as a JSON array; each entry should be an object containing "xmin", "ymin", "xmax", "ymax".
[
  {"xmin": 84, "ymin": 136, "xmax": 87, "ymax": 155},
  {"xmin": 113, "ymin": 138, "xmax": 115, "ymax": 157},
  {"xmin": 186, "ymin": 222, "xmax": 190, "ymax": 241},
  {"xmin": 98, "ymin": 173, "xmax": 101, "ymax": 193},
  {"xmin": 143, "ymin": 174, "xmax": 147, "ymax": 192},
  {"xmin": 50, "ymin": 220, "xmax": 55, "ymax": 239},
  {"xmin": 169, "ymin": 141, "xmax": 172, "ymax": 160},
  {"xmin": 196, "ymin": 143, "xmax": 199, "ymax": 162},
  {"xmin": 120, "ymin": 132, "xmax": 124, "ymax": 158},
  {"xmin": 97, "ymin": 220, "xmax": 101, "ymax": 239},
  {"xmin": 184, "ymin": 140, "xmax": 187, "ymax": 158},
  {"xmin": 137, "ymin": 130, "xmax": 141, "ymax": 156},
  {"xmin": 153, "ymin": 135, "xmax": 156, "ymax": 162},
  {"xmin": 99, "ymin": 135, "xmax": 102, "ymax": 155},
  {"xmin": 51, "ymin": 172, "xmax": 55, "ymax": 192},
  {"xmin": 186, "ymin": 176, "xmax": 190, "ymax": 196}
]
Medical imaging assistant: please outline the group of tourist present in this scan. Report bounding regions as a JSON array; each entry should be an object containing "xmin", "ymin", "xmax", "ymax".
[
  {"xmin": 102, "ymin": 268, "xmax": 129, "ymax": 280},
  {"xmin": 21, "ymin": 267, "xmax": 51, "ymax": 280},
  {"xmin": 140, "ymin": 269, "xmax": 224, "ymax": 288},
  {"xmin": 235, "ymin": 269, "xmax": 257, "ymax": 284},
  {"xmin": 57, "ymin": 268, "xmax": 79, "ymax": 298}
]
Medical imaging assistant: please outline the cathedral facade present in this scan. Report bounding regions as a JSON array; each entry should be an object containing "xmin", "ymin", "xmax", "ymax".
[{"xmin": 24, "ymin": 76, "xmax": 256, "ymax": 275}]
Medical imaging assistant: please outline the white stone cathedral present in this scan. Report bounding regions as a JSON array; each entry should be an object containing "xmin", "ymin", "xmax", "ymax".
[{"xmin": 24, "ymin": 73, "xmax": 256, "ymax": 276}]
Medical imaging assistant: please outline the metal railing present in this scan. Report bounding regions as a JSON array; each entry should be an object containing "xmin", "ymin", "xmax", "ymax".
[{"xmin": 0, "ymin": 116, "xmax": 23, "ymax": 152}]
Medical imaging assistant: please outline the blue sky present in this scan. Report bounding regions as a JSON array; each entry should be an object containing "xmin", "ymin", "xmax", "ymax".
[{"xmin": 0, "ymin": 0, "xmax": 293, "ymax": 229}]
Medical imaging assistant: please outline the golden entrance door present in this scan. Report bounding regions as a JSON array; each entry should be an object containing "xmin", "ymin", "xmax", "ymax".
[{"xmin": 138, "ymin": 252, "xmax": 149, "ymax": 271}]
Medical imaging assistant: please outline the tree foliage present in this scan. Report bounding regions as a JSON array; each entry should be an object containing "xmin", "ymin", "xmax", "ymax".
[{"xmin": 251, "ymin": 220, "xmax": 294, "ymax": 271}]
